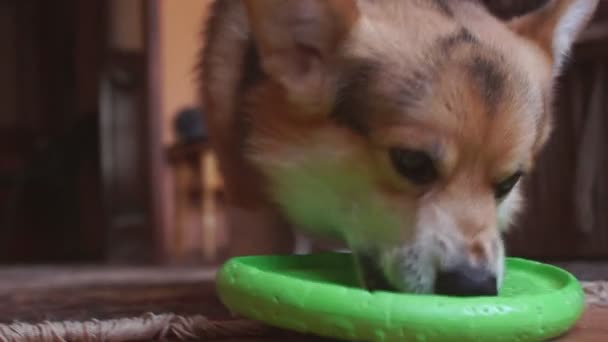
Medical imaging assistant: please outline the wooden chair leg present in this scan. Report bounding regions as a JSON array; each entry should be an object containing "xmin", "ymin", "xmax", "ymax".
[
  {"xmin": 200, "ymin": 151, "xmax": 220, "ymax": 262},
  {"xmin": 173, "ymin": 163, "xmax": 190, "ymax": 260}
]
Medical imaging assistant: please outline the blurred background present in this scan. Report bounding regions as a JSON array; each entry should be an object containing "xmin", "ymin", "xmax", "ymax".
[{"xmin": 0, "ymin": 0, "xmax": 606, "ymax": 267}]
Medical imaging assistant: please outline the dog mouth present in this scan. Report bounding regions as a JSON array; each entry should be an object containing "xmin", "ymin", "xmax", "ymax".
[
  {"xmin": 354, "ymin": 253, "xmax": 398, "ymax": 292},
  {"xmin": 353, "ymin": 246, "xmax": 436, "ymax": 294},
  {"xmin": 354, "ymin": 249, "xmax": 501, "ymax": 296}
]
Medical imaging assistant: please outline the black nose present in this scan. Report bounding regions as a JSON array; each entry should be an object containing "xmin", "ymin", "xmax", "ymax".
[{"xmin": 435, "ymin": 265, "xmax": 497, "ymax": 297}]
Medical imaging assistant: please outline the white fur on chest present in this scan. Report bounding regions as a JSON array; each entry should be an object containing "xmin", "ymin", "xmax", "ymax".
[{"xmin": 261, "ymin": 153, "xmax": 400, "ymax": 246}]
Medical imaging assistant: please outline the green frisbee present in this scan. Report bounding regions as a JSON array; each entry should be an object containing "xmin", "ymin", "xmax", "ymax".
[{"xmin": 217, "ymin": 252, "xmax": 584, "ymax": 342}]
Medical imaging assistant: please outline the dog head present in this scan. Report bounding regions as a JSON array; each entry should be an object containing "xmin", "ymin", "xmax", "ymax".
[{"xmin": 242, "ymin": 0, "xmax": 598, "ymax": 295}]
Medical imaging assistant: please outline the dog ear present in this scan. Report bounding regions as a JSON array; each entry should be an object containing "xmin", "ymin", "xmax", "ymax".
[
  {"xmin": 507, "ymin": 0, "xmax": 598, "ymax": 75},
  {"xmin": 244, "ymin": 0, "xmax": 359, "ymax": 111}
]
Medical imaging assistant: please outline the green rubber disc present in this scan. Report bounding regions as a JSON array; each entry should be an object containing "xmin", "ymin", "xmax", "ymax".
[{"xmin": 216, "ymin": 252, "xmax": 584, "ymax": 342}]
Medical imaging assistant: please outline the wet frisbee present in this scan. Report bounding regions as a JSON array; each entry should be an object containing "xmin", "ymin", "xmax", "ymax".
[{"xmin": 216, "ymin": 252, "xmax": 584, "ymax": 341}]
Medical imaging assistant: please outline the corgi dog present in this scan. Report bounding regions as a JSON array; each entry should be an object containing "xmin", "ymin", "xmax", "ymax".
[{"xmin": 200, "ymin": 0, "xmax": 598, "ymax": 296}]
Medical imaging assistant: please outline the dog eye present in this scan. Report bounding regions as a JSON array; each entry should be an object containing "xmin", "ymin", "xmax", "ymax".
[
  {"xmin": 389, "ymin": 148, "xmax": 437, "ymax": 185},
  {"xmin": 494, "ymin": 171, "xmax": 523, "ymax": 199}
]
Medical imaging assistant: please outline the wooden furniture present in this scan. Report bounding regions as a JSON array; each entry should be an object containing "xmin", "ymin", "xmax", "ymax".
[
  {"xmin": 0, "ymin": 0, "xmax": 170, "ymax": 264},
  {"xmin": 100, "ymin": 0, "xmax": 167, "ymax": 264},
  {"xmin": 167, "ymin": 141, "xmax": 225, "ymax": 264},
  {"xmin": 0, "ymin": 0, "xmax": 106, "ymax": 263}
]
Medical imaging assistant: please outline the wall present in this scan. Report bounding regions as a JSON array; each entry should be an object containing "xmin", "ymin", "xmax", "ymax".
[{"xmin": 159, "ymin": 0, "xmax": 212, "ymax": 145}]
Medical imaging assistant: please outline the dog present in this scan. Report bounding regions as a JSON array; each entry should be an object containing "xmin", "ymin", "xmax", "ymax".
[{"xmin": 199, "ymin": 0, "xmax": 598, "ymax": 296}]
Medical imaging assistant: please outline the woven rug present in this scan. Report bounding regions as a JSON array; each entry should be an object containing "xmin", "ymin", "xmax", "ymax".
[
  {"xmin": 0, "ymin": 281, "xmax": 604, "ymax": 342},
  {"xmin": 583, "ymin": 281, "xmax": 608, "ymax": 306}
]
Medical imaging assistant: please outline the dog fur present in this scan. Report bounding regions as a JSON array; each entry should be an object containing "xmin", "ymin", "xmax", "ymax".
[{"xmin": 199, "ymin": 0, "xmax": 598, "ymax": 294}]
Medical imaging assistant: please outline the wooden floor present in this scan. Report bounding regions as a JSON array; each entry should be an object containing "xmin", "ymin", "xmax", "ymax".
[
  {"xmin": 0, "ymin": 266, "xmax": 605, "ymax": 341},
  {"xmin": 565, "ymin": 306, "xmax": 608, "ymax": 341}
]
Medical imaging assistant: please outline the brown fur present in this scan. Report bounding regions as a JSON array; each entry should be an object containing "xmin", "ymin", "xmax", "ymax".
[{"xmin": 200, "ymin": 0, "xmax": 598, "ymax": 293}]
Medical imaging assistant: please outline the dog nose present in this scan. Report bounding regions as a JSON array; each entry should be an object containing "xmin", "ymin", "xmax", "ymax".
[{"xmin": 435, "ymin": 265, "xmax": 497, "ymax": 297}]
